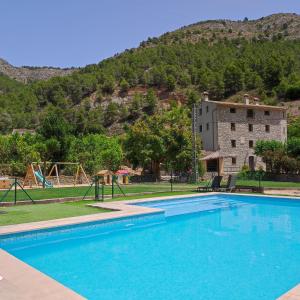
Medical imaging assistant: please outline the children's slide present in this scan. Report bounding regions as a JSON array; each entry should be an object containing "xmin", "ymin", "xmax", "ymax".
[{"xmin": 34, "ymin": 171, "xmax": 53, "ymax": 188}]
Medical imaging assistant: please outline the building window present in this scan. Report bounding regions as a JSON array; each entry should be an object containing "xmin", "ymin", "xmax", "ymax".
[
  {"xmin": 206, "ymin": 106, "xmax": 209, "ymax": 113},
  {"xmin": 199, "ymin": 125, "xmax": 202, "ymax": 133},
  {"xmin": 247, "ymin": 109, "xmax": 254, "ymax": 118},
  {"xmin": 249, "ymin": 140, "xmax": 254, "ymax": 148},
  {"xmin": 248, "ymin": 124, "xmax": 253, "ymax": 132},
  {"xmin": 232, "ymin": 157, "xmax": 237, "ymax": 165},
  {"xmin": 206, "ymin": 123, "xmax": 209, "ymax": 130},
  {"xmin": 265, "ymin": 125, "xmax": 270, "ymax": 133},
  {"xmin": 231, "ymin": 123, "xmax": 236, "ymax": 131},
  {"xmin": 264, "ymin": 110, "xmax": 270, "ymax": 116},
  {"xmin": 230, "ymin": 108, "xmax": 236, "ymax": 113},
  {"xmin": 199, "ymin": 108, "xmax": 202, "ymax": 115},
  {"xmin": 231, "ymin": 140, "xmax": 236, "ymax": 148}
]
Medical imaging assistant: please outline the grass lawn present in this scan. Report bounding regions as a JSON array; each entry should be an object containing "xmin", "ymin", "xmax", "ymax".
[
  {"xmin": 0, "ymin": 182, "xmax": 201, "ymax": 203},
  {"xmin": 236, "ymin": 179, "xmax": 300, "ymax": 188},
  {"xmin": 0, "ymin": 191, "xmax": 198, "ymax": 226},
  {"xmin": 0, "ymin": 201, "xmax": 109, "ymax": 226}
]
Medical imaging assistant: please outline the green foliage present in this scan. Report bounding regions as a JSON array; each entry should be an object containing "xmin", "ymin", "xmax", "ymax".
[
  {"xmin": 104, "ymin": 102, "xmax": 119, "ymax": 126},
  {"xmin": 129, "ymin": 93, "xmax": 143, "ymax": 118},
  {"xmin": 120, "ymin": 78, "xmax": 130, "ymax": 93},
  {"xmin": 101, "ymin": 75, "xmax": 115, "ymax": 94},
  {"xmin": 287, "ymin": 137, "xmax": 300, "ymax": 159},
  {"xmin": 1, "ymin": 39, "xmax": 300, "ymax": 134},
  {"xmin": 144, "ymin": 89, "xmax": 158, "ymax": 114},
  {"xmin": 187, "ymin": 90, "xmax": 200, "ymax": 107},
  {"xmin": 166, "ymin": 75, "xmax": 176, "ymax": 91},
  {"xmin": 0, "ymin": 133, "xmax": 41, "ymax": 175},
  {"xmin": 123, "ymin": 105, "xmax": 200, "ymax": 178},
  {"xmin": 254, "ymin": 139, "xmax": 300, "ymax": 174},
  {"xmin": 224, "ymin": 63, "xmax": 244, "ymax": 96},
  {"xmin": 67, "ymin": 134, "xmax": 123, "ymax": 174},
  {"xmin": 288, "ymin": 117, "xmax": 300, "ymax": 138},
  {"xmin": 0, "ymin": 132, "xmax": 123, "ymax": 177},
  {"xmin": 254, "ymin": 140, "xmax": 285, "ymax": 156}
]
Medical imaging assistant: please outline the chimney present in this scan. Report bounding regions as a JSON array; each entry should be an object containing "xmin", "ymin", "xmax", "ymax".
[
  {"xmin": 254, "ymin": 97, "xmax": 260, "ymax": 105},
  {"xmin": 203, "ymin": 91, "xmax": 209, "ymax": 101},
  {"xmin": 244, "ymin": 94, "xmax": 250, "ymax": 105}
]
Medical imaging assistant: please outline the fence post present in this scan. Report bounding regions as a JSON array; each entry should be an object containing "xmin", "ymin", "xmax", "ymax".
[
  {"xmin": 14, "ymin": 178, "xmax": 17, "ymax": 204},
  {"xmin": 112, "ymin": 175, "xmax": 115, "ymax": 198},
  {"xmin": 94, "ymin": 176, "xmax": 100, "ymax": 200},
  {"xmin": 170, "ymin": 169, "xmax": 173, "ymax": 192},
  {"xmin": 101, "ymin": 183, "xmax": 104, "ymax": 201},
  {"xmin": 43, "ymin": 161, "xmax": 46, "ymax": 189}
]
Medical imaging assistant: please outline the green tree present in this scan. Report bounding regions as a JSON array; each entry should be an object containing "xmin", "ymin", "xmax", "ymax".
[
  {"xmin": 144, "ymin": 89, "xmax": 158, "ymax": 114},
  {"xmin": 120, "ymin": 78, "xmax": 130, "ymax": 94},
  {"xmin": 224, "ymin": 64, "xmax": 244, "ymax": 96},
  {"xmin": 102, "ymin": 75, "xmax": 115, "ymax": 94},
  {"xmin": 166, "ymin": 75, "xmax": 176, "ymax": 91},
  {"xmin": 104, "ymin": 102, "xmax": 119, "ymax": 126},
  {"xmin": 124, "ymin": 105, "xmax": 200, "ymax": 179}
]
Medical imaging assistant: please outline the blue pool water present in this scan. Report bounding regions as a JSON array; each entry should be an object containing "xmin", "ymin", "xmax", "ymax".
[{"xmin": 1, "ymin": 194, "xmax": 300, "ymax": 300}]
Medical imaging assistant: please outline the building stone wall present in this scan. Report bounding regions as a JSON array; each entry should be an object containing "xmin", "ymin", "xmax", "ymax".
[
  {"xmin": 197, "ymin": 101, "xmax": 218, "ymax": 151},
  {"xmin": 197, "ymin": 99, "xmax": 287, "ymax": 175},
  {"xmin": 217, "ymin": 104, "xmax": 287, "ymax": 173}
]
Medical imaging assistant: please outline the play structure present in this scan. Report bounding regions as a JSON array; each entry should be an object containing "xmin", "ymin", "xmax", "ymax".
[
  {"xmin": 96, "ymin": 169, "xmax": 131, "ymax": 185},
  {"xmin": 23, "ymin": 162, "xmax": 90, "ymax": 188},
  {"xmin": 0, "ymin": 177, "xmax": 12, "ymax": 189},
  {"xmin": 96, "ymin": 170, "xmax": 113, "ymax": 185},
  {"xmin": 115, "ymin": 170, "xmax": 129, "ymax": 184}
]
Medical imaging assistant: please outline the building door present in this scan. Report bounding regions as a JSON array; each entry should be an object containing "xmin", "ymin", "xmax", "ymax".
[
  {"xmin": 206, "ymin": 158, "xmax": 222, "ymax": 176},
  {"xmin": 249, "ymin": 156, "xmax": 255, "ymax": 171}
]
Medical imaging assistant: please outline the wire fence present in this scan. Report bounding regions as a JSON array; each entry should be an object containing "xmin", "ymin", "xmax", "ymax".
[
  {"xmin": 0, "ymin": 175, "xmax": 202, "ymax": 204},
  {"xmin": 2, "ymin": 172, "xmax": 300, "ymax": 205}
]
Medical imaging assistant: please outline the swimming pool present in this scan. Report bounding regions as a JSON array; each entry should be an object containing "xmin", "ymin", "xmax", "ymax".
[{"xmin": 1, "ymin": 194, "xmax": 300, "ymax": 299}]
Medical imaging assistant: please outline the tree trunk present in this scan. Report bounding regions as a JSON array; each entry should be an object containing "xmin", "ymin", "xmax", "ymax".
[{"xmin": 152, "ymin": 161, "xmax": 161, "ymax": 181}]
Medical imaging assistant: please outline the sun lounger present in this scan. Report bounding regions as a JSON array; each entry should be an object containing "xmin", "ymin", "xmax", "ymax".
[
  {"xmin": 215, "ymin": 174, "xmax": 237, "ymax": 192},
  {"xmin": 197, "ymin": 175, "xmax": 223, "ymax": 192}
]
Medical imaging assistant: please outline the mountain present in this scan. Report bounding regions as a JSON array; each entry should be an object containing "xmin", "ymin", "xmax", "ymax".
[
  {"xmin": 1, "ymin": 13, "xmax": 300, "ymax": 135},
  {"xmin": 0, "ymin": 58, "xmax": 75, "ymax": 83},
  {"xmin": 143, "ymin": 13, "xmax": 300, "ymax": 46}
]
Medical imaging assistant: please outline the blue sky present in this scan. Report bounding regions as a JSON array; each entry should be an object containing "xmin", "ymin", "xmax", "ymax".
[{"xmin": 0, "ymin": 0, "xmax": 299, "ymax": 67}]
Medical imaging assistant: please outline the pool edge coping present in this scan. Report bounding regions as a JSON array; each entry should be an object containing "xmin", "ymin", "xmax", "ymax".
[{"xmin": 0, "ymin": 249, "xmax": 85, "ymax": 300}]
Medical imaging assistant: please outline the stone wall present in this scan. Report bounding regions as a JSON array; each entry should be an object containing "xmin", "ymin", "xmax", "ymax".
[
  {"xmin": 197, "ymin": 101, "xmax": 218, "ymax": 151},
  {"xmin": 217, "ymin": 105, "xmax": 287, "ymax": 173}
]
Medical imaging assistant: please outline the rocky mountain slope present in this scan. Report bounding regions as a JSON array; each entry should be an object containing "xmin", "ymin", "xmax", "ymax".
[
  {"xmin": 0, "ymin": 58, "xmax": 75, "ymax": 83},
  {"xmin": 143, "ymin": 13, "xmax": 300, "ymax": 46},
  {"xmin": 1, "ymin": 13, "xmax": 300, "ymax": 135}
]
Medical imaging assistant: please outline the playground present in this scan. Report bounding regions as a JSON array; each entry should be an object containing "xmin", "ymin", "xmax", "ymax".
[
  {"xmin": 22, "ymin": 162, "xmax": 90, "ymax": 188},
  {"xmin": 0, "ymin": 162, "xmax": 139, "ymax": 202}
]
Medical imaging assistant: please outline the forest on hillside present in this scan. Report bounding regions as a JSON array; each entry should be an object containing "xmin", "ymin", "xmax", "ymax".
[
  {"xmin": 1, "ymin": 39, "xmax": 300, "ymax": 135},
  {"xmin": 2, "ymin": 15, "xmax": 300, "ymax": 177}
]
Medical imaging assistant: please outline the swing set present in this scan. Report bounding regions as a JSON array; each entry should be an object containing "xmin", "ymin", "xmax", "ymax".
[{"xmin": 23, "ymin": 162, "xmax": 90, "ymax": 188}]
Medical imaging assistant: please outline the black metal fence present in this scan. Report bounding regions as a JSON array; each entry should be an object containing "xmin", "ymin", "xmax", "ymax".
[
  {"xmin": 0, "ymin": 175, "xmax": 200, "ymax": 205},
  {"xmin": 2, "ymin": 170, "xmax": 299, "ymax": 205}
]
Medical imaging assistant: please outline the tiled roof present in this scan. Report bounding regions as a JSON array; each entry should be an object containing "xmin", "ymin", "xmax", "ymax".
[{"xmin": 204, "ymin": 100, "xmax": 286, "ymax": 111}]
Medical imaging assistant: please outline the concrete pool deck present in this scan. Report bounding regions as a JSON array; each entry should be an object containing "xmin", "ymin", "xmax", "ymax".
[{"xmin": 1, "ymin": 192, "xmax": 300, "ymax": 299}]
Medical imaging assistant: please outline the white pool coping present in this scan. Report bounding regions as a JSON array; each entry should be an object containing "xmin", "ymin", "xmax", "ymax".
[{"xmin": 0, "ymin": 192, "xmax": 300, "ymax": 299}]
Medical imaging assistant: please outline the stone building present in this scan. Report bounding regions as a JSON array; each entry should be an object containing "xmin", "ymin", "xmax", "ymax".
[{"xmin": 197, "ymin": 93, "xmax": 287, "ymax": 175}]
